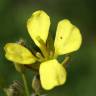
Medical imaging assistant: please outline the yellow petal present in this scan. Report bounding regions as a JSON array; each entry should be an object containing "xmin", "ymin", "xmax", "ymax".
[
  {"xmin": 54, "ymin": 19, "xmax": 82, "ymax": 55},
  {"xmin": 27, "ymin": 10, "xmax": 50, "ymax": 47},
  {"xmin": 39, "ymin": 59, "xmax": 66, "ymax": 90},
  {"xmin": 4, "ymin": 43, "xmax": 36, "ymax": 64}
]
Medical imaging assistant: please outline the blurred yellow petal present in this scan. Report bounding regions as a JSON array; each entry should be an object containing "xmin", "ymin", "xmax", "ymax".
[
  {"xmin": 4, "ymin": 43, "xmax": 36, "ymax": 64},
  {"xmin": 54, "ymin": 19, "xmax": 82, "ymax": 55},
  {"xmin": 39, "ymin": 59, "xmax": 66, "ymax": 90},
  {"xmin": 27, "ymin": 10, "xmax": 50, "ymax": 47}
]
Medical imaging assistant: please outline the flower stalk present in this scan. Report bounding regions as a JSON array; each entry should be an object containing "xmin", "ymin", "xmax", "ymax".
[
  {"xmin": 21, "ymin": 73, "xmax": 30, "ymax": 96},
  {"xmin": 62, "ymin": 56, "xmax": 70, "ymax": 66}
]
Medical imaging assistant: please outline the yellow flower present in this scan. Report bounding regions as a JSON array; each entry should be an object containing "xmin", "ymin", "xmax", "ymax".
[{"xmin": 4, "ymin": 10, "xmax": 82, "ymax": 90}]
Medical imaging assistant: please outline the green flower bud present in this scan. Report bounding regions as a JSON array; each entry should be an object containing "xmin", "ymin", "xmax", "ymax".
[{"xmin": 4, "ymin": 80, "xmax": 24, "ymax": 96}]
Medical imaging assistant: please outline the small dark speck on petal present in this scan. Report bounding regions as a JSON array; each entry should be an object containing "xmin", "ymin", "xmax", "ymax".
[{"xmin": 60, "ymin": 37, "xmax": 63, "ymax": 39}]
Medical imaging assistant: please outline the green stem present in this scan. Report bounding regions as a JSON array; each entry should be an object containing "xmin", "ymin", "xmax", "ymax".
[
  {"xmin": 36, "ymin": 93, "xmax": 41, "ymax": 96},
  {"xmin": 62, "ymin": 56, "xmax": 70, "ymax": 65},
  {"xmin": 21, "ymin": 73, "xmax": 30, "ymax": 96}
]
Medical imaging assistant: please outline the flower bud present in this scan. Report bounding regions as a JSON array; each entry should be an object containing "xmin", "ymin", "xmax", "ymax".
[
  {"xmin": 4, "ymin": 80, "xmax": 24, "ymax": 96},
  {"xmin": 32, "ymin": 75, "xmax": 41, "ymax": 94}
]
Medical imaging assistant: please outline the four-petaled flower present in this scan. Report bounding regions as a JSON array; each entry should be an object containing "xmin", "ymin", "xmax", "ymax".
[{"xmin": 4, "ymin": 10, "xmax": 82, "ymax": 90}]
